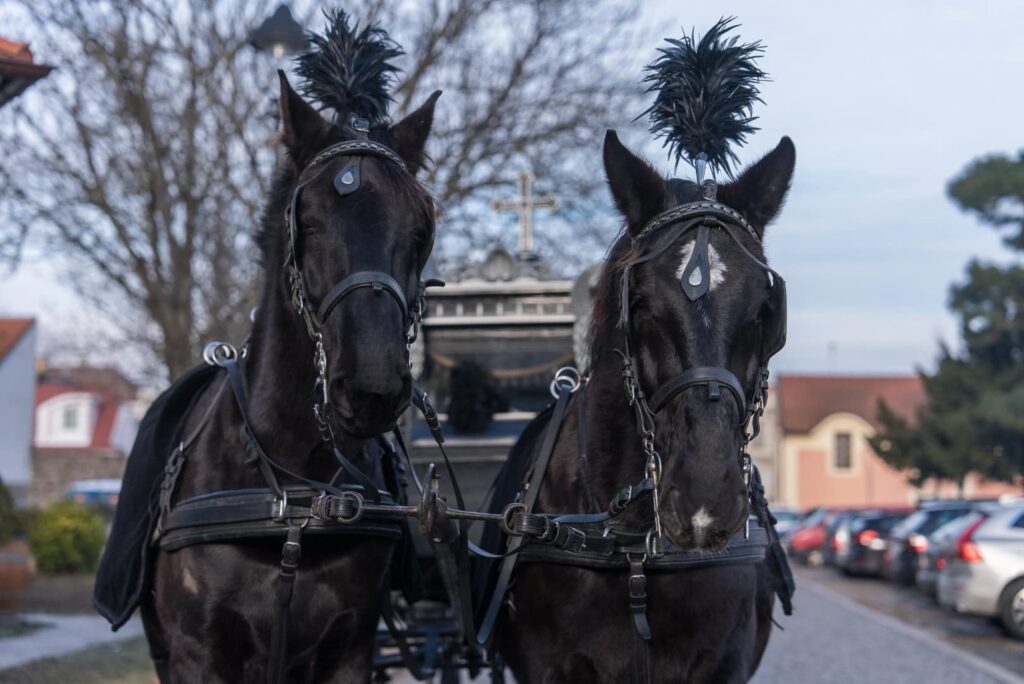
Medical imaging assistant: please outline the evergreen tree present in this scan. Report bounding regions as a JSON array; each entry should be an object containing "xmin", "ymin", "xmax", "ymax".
[{"xmin": 870, "ymin": 152, "xmax": 1024, "ymax": 490}]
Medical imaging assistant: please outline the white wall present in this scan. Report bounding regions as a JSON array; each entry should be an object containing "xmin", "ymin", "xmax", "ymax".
[
  {"xmin": 0, "ymin": 325, "xmax": 37, "ymax": 498},
  {"xmin": 34, "ymin": 392, "xmax": 97, "ymax": 448}
]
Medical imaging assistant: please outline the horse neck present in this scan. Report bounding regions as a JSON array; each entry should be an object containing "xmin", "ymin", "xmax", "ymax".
[
  {"xmin": 242, "ymin": 269, "xmax": 369, "ymax": 474},
  {"xmin": 577, "ymin": 334, "xmax": 648, "ymax": 505}
]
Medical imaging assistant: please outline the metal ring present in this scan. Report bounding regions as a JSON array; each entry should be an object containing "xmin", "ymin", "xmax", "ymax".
[
  {"xmin": 500, "ymin": 502, "xmax": 527, "ymax": 536},
  {"xmin": 549, "ymin": 366, "xmax": 581, "ymax": 399},
  {"xmin": 335, "ymin": 491, "xmax": 365, "ymax": 524},
  {"xmin": 203, "ymin": 341, "xmax": 237, "ymax": 367}
]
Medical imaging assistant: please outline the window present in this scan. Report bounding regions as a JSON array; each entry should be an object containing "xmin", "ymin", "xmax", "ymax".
[
  {"xmin": 834, "ymin": 432, "xmax": 852, "ymax": 470},
  {"xmin": 62, "ymin": 405, "xmax": 78, "ymax": 430}
]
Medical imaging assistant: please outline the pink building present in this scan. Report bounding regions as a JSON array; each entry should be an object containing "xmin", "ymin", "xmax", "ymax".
[{"xmin": 772, "ymin": 375, "xmax": 1021, "ymax": 509}]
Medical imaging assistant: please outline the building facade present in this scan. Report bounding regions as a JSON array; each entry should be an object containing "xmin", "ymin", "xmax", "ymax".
[
  {"xmin": 30, "ymin": 366, "xmax": 141, "ymax": 506},
  {"xmin": 0, "ymin": 319, "xmax": 37, "ymax": 503},
  {"xmin": 772, "ymin": 375, "xmax": 1021, "ymax": 509}
]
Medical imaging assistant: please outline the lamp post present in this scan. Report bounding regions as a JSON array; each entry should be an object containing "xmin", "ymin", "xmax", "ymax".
[{"xmin": 249, "ymin": 5, "xmax": 306, "ymax": 59}]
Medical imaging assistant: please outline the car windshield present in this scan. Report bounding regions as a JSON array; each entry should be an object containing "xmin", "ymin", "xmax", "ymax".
[
  {"xmin": 919, "ymin": 508, "xmax": 971, "ymax": 535},
  {"xmin": 932, "ymin": 512, "xmax": 982, "ymax": 541},
  {"xmin": 890, "ymin": 510, "xmax": 926, "ymax": 536},
  {"xmin": 801, "ymin": 508, "xmax": 828, "ymax": 527}
]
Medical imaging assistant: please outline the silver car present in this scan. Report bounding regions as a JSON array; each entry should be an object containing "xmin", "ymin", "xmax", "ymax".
[{"xmin": 936, "ymin": 503, "xmax": 1024, "ymax": 639}]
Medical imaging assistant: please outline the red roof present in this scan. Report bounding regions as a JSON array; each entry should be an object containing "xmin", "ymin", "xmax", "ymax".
[
  {"xmin": 776, "ymin": 375, "xmax": 925, "ymax": 434},
  {"xmin": 35, "ymin": 367, "xmax": 136, "ymax": 451},
  {"xmin": 0, "ymin": 38, "xmax": 33, "ymax": 62},
  {"xmin": 0, "ymin": 318, "xmax": 34, "ymax": 363}
]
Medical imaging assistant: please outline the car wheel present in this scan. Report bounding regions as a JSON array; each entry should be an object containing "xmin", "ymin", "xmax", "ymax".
[{"xmin": 999, "ymin": 578, "xmax": 1024, "ymax": 640}]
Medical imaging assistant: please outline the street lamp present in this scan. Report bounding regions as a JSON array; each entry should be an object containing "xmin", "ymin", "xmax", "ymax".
[{"xmin": 249, "ymin": 5, "xmax": 306, "ymax": 58}]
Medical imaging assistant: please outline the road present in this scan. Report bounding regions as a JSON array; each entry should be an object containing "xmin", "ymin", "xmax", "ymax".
[
  {"xmin": 751, "ymin": 567, "xmax": 1022, "ymax": 684},
  {"xmin": 389, "ymin": 565, "xmax": 1024, "ymax": 683}
]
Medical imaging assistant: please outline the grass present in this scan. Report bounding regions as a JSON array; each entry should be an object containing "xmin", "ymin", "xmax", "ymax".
[{"xmin": 0, "ymin": 636, "xmax": 154, "ymax": 684}]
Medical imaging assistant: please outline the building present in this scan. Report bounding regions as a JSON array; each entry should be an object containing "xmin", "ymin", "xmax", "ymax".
[
  {"xmin": 0, "ymin": 319, "xmax": 37, "ymax": 504},
  {"xmin": 30, "ymin": 366, "xmax": 141, "ymax": 506},
  {"xmin": 772, "ymin": 375, "xmax": 1021, "ymax": 509},
  {"xmin": 0, "ymin": 37, "xmax": 54, "ymax": 109}
]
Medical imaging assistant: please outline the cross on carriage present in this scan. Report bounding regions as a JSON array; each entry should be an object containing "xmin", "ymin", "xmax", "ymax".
[{"xmin": 93, "ymin": 12, "xmax": 796, "ymax": 684}]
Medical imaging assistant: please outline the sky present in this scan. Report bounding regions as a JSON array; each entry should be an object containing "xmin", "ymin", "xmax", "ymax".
[{"xmin": 1, "ymin": 0, "xmax": 1023, "ymax": 377}]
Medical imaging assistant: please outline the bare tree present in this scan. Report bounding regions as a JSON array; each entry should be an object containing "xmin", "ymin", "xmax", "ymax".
[{"xmin": 0, "ymin": 0, "xmax": 648, "ymax": 379}]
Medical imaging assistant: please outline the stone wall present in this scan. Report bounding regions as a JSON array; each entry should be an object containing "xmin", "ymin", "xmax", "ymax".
[{"xmin": 29, "ymin": 448, "xmax": 126, "ymax": 507}]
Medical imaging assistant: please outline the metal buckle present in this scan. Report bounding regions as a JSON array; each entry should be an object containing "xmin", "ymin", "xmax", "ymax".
[
  {"xmin": 645, "ymin": 529, "xmax": 664, "ymax": 558},
  {"xmin": 562, "ymin": 526, "xmax": 586, "ymax": 553},
  {"xmin": 272, "ymin": 490, "xmax": 289, "ymax": 522}
]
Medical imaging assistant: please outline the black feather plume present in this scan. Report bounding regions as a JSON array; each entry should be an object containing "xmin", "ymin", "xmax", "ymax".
[
  {"xmin": 295, "ymin": 9, "xmax": 403, "ymax": 127},
  {"xmin": 642, "ymin": 17, "xmax": 767, "ymax": 177}
]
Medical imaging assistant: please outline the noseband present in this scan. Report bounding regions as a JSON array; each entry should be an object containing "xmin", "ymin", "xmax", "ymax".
[
  {"xmin": 282, "ymin": 138, "xmax": 439, "ymax": 432},
  {"xmin": 616, "ymin": 198, "xmax": 788, "ymax": 544}
]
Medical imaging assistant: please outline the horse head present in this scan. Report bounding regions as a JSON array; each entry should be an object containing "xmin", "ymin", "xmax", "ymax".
[{"xmin": 599, "ymin": 130, "xmax": 794, "ymax": 550}]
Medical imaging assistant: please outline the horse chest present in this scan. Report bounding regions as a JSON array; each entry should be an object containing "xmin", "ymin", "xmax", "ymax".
[{"xmin": 502, "ymin": 564, "xmax": 760, "ymax": 684}]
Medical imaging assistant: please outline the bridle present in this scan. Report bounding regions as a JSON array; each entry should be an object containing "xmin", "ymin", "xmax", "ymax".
[
  {"xmin": 282, "ymin": 137, "xmax": 440, "ymax": 437},
  {"xmin": 615, "ymin": 196, "xmax": 788, "ymax": 548}
]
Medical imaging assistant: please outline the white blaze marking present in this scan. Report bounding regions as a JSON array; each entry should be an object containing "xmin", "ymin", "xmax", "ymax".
[
  {"xmin": 692, "ymin": 506, "xmax": 714, "ymax": 545},
  {"xmin": 676, "ymin": 242, "xmax": 727, "ymax": 292}
]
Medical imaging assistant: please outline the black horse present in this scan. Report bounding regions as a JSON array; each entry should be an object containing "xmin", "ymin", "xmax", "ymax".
[
  {"xmin": 128, "ymin": 23, "xmax": 443, "ymax": 683},
  {"xmin": 488, "ymin": 127, "xmax": 795, "ymax": 684}
]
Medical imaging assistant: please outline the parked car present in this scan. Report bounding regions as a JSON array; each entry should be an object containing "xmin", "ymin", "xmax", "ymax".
[
  {"xmin": 936, "ymin": 504, "xmax": 1024, "ymax": 640},
  {"xmin": 917, "ymin": 502, "xmax": 1006, "ymax": 598},
  {"xmin": 835, "ymin": 509, "xmax": 909, "ymax": 577},
  {"xmin": 883, "ymin": 501, "xmax": 975, "ymax": 585},
  {"xmin": 787, "ymin": 507, "xmax": 833, "ymax": 566},
  {"xmin": 65, "ymin": 478, "xmax": 121, "ymax": 511},
  {"xmin": 823, "ymin": 509, "xmax": 864, "ymax": 567},
  {"xmin": 771, "ymin": 505, "xmax": 804, "ymax": 538}
]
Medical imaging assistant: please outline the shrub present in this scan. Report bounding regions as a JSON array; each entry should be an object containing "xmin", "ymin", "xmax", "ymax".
[
  {"xmin": 0, "ymin": 477, "xmax": 16, "ymax": 545},
  {"xmin": 28, "ymin": 502, "xmax": 106, "ymax": 574}
]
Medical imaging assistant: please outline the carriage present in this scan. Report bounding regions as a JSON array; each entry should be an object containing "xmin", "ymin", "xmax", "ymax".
[{"xmin": 93, "ymin": 13, "xmax": 795, "ymax": 684}]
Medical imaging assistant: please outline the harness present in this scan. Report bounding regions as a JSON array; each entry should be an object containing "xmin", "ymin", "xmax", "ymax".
[
  {"xmin": 152, "ymin": 134, "xmax": 451, "ymax": 684},
  {"xmin": 475, "ymin": 194, "xmax": 795, "ymax": 684}
]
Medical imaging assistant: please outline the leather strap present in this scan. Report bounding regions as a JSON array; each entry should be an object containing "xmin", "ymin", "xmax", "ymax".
[
  {"xmin": 628, "ymin": 556, "xmax": 652, "ymax": 684},
  {"xmin": 268, "ymin": 523, "xmax": 303, "ymax": 684},
  {"xmin": 222, "ymin": 358, "xmax": 385, "ymax": 503},
  {"xmin": 648, "ymin": 366, "xmax": 747, "ymax": 414},
  {"xmin": 316, "ymin": 270, "xmax": 409, "ymax": 323},
  {"xmin": 477, "ymin": 387, "xmax": 574, "ymax": 646}
]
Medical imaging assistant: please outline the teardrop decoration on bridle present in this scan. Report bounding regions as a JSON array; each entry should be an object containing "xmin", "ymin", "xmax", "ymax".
[{"xmin": 680, "ymin": 225, "xmax": 712, "ymax": 301}]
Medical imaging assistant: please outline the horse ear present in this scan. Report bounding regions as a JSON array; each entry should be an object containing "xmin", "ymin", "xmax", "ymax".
[
  {"xmin": 717, "ymin": 137, "xmax": 796, "ymax": 235},
  {"xmin": 390, "ymin": 90, "xmax": 442, "ymax": 175},
  {"xmin": 603, "ymin": 130, "xmax": 668, "ymax": 234},
  {"xmin": 277, "ymin": 70, "xmax": 329, "ymax": 165}
]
